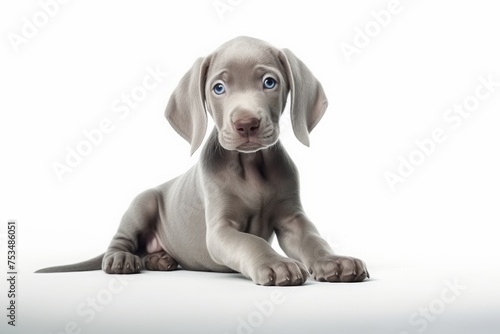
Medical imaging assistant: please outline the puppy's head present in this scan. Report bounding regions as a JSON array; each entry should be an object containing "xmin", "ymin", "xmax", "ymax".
[{"xmin": 166, "ymin": 36, "xmax": 328, "ymax": 154}]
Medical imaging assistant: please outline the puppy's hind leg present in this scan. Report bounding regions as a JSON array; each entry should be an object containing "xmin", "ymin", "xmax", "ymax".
[
  {"xmin": 141, "ymin": 232, "xmax": 178, "ymax": 271},
  {"xmin": 143, "ymin": 252, "xmax": 178, "ymax": 271},
  {"xmin": 103, "ymin": 189, "xmax": 160, "ymax": 274}
]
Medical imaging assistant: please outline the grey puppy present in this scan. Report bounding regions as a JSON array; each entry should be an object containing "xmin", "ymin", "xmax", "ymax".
[{"xmin": 37, "ymin": 36, "xmax": 369, "ymax": 285}]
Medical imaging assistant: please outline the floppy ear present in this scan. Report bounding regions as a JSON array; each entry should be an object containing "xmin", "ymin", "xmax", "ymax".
[
  {"xmin": 279, "ymin": 49, "xmax": 328, "ymax": 146},
  {"xmin": 165, "ymin": 56, "xmax": 211, "ymax": 155}
]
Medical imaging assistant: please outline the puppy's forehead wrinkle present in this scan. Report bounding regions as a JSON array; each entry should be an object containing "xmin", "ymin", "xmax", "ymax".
[{"xmin": 210, "ymin": 43, "xmax": 281, "ymax": 77}]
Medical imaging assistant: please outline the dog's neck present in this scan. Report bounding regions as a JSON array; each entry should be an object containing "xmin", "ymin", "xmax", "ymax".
[{"xmin": 201, "ymin": 128, "xmax": 285, "ymax": 181}]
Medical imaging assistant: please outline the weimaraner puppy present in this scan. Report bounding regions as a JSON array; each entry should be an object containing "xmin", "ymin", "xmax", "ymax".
[{"xmin": 37, "ymin": 36, "xmax": 369, "ymax": 285}]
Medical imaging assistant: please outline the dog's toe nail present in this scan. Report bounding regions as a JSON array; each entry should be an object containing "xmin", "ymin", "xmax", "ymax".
[{"xmin": 126, "ymin": 263, "xmax": 130, "ymax": 268}]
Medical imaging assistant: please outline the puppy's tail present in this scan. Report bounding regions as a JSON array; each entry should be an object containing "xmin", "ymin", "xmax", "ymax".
[{"xmin": 35, "ymin": 253, "xmax": 104, "ymax": 273}]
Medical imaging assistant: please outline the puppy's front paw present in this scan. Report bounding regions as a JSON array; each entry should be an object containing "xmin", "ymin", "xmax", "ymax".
[
  {"xmin": 103, "ymin": 251, "xmax": 141, "ymax": 274},
  {"xmin": 251, "ymin": 257, "xmax": 309, "ymax": 286},
  {"xmin": 309, "ymin": 255, "xmax": 369, "ymax": 282}
]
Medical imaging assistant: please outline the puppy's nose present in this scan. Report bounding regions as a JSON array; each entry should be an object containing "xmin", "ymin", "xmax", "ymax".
[{"xmin": 234, "ymin": 118, "xmax": 260, "ymax": 137}]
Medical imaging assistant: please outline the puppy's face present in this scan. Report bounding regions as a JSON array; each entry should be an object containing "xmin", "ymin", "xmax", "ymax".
[
  {"xmin": 205, "ymin": 42, "xmax": 289, "ymax": 153},
  {"xmin": 165, "ymin": 36, "xmax": 327, "ymax": 155}
]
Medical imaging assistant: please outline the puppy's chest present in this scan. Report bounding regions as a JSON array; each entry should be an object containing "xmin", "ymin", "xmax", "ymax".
[
  {"xmin": 207, "ymin": 151, "xmax": 294, "ymax": 211},
  {"xmin": 230, "ymin": 177, "xmax": 280, "ymax": 237},
  {"xmin": 229, "ymin": 164, "xmax": 287, "ymax": 210}
]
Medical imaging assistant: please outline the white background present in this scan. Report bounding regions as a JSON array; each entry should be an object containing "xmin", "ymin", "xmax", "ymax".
[{"xmin": 1, "ymin": 1, "xmax": 499, "ymax": 333}]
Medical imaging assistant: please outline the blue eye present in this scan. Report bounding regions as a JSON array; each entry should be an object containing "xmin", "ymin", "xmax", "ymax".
[
  {"xmin": 213, "ymin": 83, "xmax": 225, "ymax": 95},
  {"xmin": 263, "ymin": 77, "xmax": 277, "ymax": 89}
]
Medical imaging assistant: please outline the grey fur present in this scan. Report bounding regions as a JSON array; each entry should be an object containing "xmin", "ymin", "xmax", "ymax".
[{"xmin": 36, "ymin": 37, "xmax": 369, "ymax": 285}]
